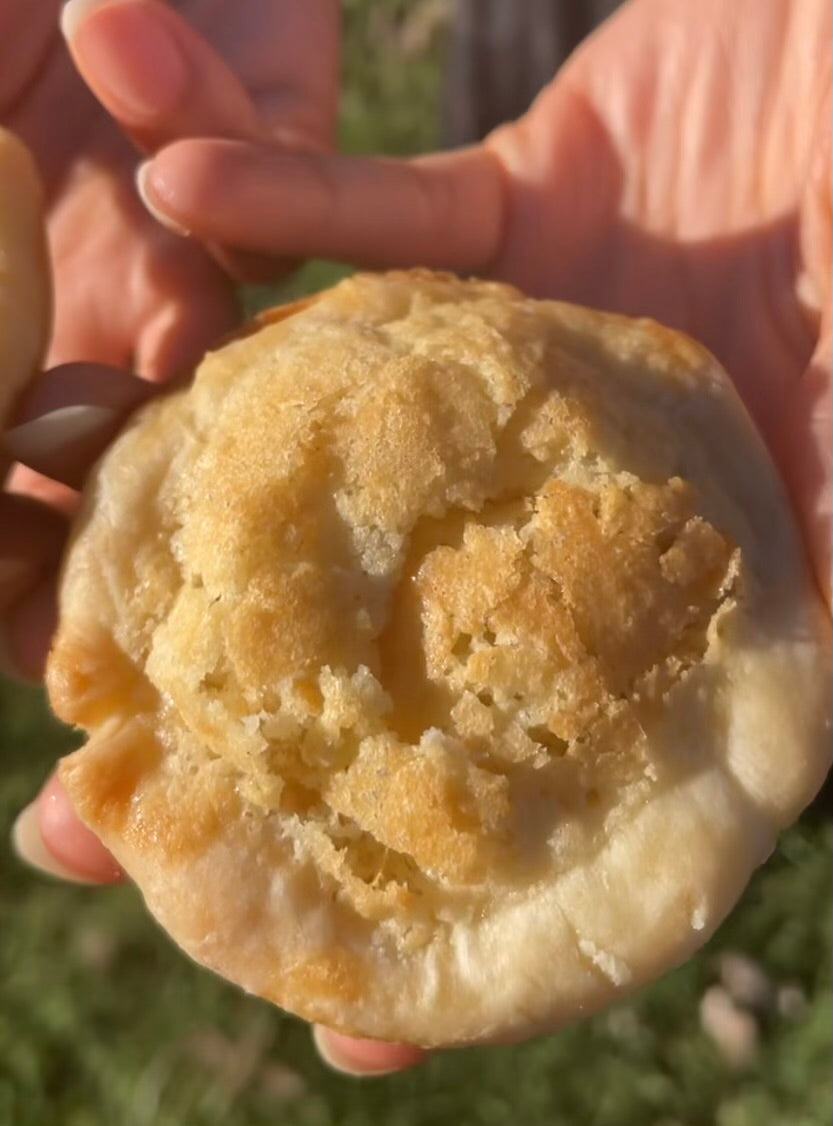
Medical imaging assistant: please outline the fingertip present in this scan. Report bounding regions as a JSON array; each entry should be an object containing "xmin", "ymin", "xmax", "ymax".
[
  {"xmin": 312, "ymin": 1025, "xmax": 427, "ymax": 1078},
  {"xmin": 64, "ymin": 0, "xmax": 259, "ymax": 150},
  {"xmin": 11, "ymin": 363, "xmax": 154, "ymax": 421},
  {"xmin": 137, "ymin": 156, "xmax": 291, "ymax": 282},
  {"xmin": 60, "ymin": 0, "xmax": 122, "ymax": 44},
  {"xmin": 3, "ymin": 405, "xmax": 121, "ymax": 481},
  {"xmin": 11, "ymin": 800, "xmax": 103, "ymax": 885},
  {"xmin": 35, "ymin": 773, "xmax": 124, "ymax": 884},
  {"xmin": 4, "ymin": 363, "xmax": 157, "ymax": 488},
  {"xmin": 136, "ymin": 161, "xmax": 191, "ymax": 237}
]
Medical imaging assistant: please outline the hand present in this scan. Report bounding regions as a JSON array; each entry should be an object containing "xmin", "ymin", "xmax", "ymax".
[
  {"xmin": 2, "ymin": 0, "xmax": 344, "ymax": 671},
  {"xmin": 2, "ymin": 0, "xmax": 292, "ymax": 675},
  {"xmin": 4, "ymin": 0, "xmax": 422, "ymax": 1078},
  {"xmin": 8, "ymin": 0, "xmax": 830, "ymax": 1078},
  {"xmin": 124, "ymin": 0, "xmax": 829, "ymax": 597}
]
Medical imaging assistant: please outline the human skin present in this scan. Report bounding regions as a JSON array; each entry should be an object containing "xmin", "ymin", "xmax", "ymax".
[{"xmin": 3, "ymin": 0, "xmax": 830, "ymax": 1075}]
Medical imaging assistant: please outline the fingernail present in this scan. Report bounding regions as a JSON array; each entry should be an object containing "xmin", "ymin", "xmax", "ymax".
[
  {"xmin": 3, "ymin": 405, "xmax": 120, "ymax": 464},
  {"xmin": 136, "ymin": 162, "xmax": 190, "ymax": 236},
  {"xmin": 60, "ymin": 0, "xmax": 122, "ymax": 43},
  {"xmin": 63, "ymin": 0, "xmax": 189, "ymax": 120},
  {"xmin": 312, "ymin": 1026, "xmax": 417, "ymax": 1078},
  {"xmin": 11, "ymin": 802, "xmax": 101, "ymax": 885}
]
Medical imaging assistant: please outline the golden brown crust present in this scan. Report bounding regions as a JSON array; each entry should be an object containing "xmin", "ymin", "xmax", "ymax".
[
  {"xmin": 216, "ymin": 293, "xmax": 321, "ymax": 348},
  {"xmin": 49, "ymin": 271, "xmax": 831, "ymax": 1045}
]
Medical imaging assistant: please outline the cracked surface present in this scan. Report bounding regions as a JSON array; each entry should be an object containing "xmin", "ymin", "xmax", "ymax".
[{"xmin": 49, "ymin": 272, "xmax": 831, "ymax": 1046}]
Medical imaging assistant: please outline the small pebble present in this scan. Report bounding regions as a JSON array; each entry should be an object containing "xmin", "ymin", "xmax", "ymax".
[
  {"xmin": 719, "ymin": 952, "xmax": 774, "ymax": 1013},
  {"xmin": 699, "ymin": 984, "xmax": 759, "ymax": 1068},
  {"xmin": 258, "ymin": 1061, "xmax": 307, "ymax": 1101},
  {"xmin": 604, "ymin": 1007, "xmax": 643, "ymax": 1043},
  {"xmin": 184, "ymin": 1026, "xmax": 269, "ymax": 1095},
  {"xmin": 776, "ymin": 983, "xmax": 809, "ymax": 1022},
  {"xmin": 73, "ymin": 925, "xmax": 118, "ymax": 973}
]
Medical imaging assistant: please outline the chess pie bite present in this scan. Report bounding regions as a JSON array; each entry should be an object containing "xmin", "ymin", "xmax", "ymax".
[{"xmin": 48, "ymin": 271, "xmax": 831, "ymax": 1046}]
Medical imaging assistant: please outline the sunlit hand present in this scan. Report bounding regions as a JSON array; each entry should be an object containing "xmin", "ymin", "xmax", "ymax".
[
  {"xmin": 5, "ymin": 0, "xmax": 423, "ymax": 1078},
  {"xmin": 2, "ymin": 0, "xmax": 344, "ymax": 670},
  {"xmin": 7, "ymin": 0, "xmax": 830, "ymax": 1078},
  {"xmin": 124, "ymin": 0, "xmax": 829, "ymax": 595}
]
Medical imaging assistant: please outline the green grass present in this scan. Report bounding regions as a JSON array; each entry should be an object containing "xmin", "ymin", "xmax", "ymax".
[{"xmin": 2, "ymin": 4, "xmax": 831, "ymax": 1124}]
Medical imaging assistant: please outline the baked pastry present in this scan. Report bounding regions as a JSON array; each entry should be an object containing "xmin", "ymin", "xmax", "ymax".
[
  {"xmin": 49, "ymin": 271, "xmax": 830, "ymax": 1046},
  {"xmin": 0, "ymin": 128, "xmax": 50, "ymax": 428}
]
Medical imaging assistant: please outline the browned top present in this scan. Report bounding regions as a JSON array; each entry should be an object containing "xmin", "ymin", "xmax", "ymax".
[{"xmin": 50, "ymin": 271, "xmax": 747, "ymax": 931}]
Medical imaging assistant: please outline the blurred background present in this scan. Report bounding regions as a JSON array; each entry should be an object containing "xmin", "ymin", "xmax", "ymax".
[{"xmin": 1, "ymin": 2, "xmax": 830, "ymax": 1124}]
